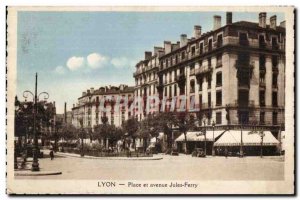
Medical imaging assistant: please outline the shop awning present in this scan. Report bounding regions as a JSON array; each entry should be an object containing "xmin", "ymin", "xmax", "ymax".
[
  {"xmin": 175, "ymin": 130, "xmax": 225, "ymax": 142},
  {"xmin": 214, "ymin": 130, "xmax": 279, "ymax": 146},
  {"xmin": 150, "ymin": 132, "xmax": 164, "ymax": 143}
]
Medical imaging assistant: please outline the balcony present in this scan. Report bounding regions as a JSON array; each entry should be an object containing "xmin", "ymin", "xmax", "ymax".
[
  {"xmin": 272, "ymin": 66, "xmax": 279, "ymax": 74},
  {"xmin": 195, "ymin": 65, "xmax": 212, "ymax": 77},
  {"xmin": 234, "ymin": 100, "xmax": 255, "ymax": 108},
  {"xmin": 200, "ymin": 102, "xmax": 213, "ymax": 110},
  {"xmin": 259, "ymin": 81, "xmax": 266, "ymax": 89},
  {"xmin": 259, "ymin": 66, "xmax": 266, "ymax": 75}
]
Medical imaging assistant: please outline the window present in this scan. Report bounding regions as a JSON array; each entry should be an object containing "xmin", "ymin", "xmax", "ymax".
[
  {"xmin": 198, "ymin": 78, "xmax": 203, "ymax": 91},
  {"xmin": 169, "ymin": 71, "xmax": 172, "ymax": 83},
  {"xmin": 259, "ymin": 35, "xmax": 266, "ymax": 48},
  {"xmin": 208, "ymin": 92, "xmax": 211, "ymax": 107},
  {"xmin": 191, "ymin": 46, "xmax": 196, "ymax": 56},
  {"xmin": 273, "ymin": 112, "xmax": 278, "ymax": 125},
  {"xmin": 216, "ymin": 54, "xmax": 222, "ymax": 67},
  {"xmin": 239, "ymin": 111, "xmax": 249, "ymax": 124},
  {"xmin": 208, "ymin": 57, "xmax": 211, "ymax": 67},
  {"xmin": 272, "ymin": 91, "xmax": 278, "ymax": 107},
  {"xmin": 164, "ymin": 87, "xmax": 167, "ymax": 97},
  {"xmin": 272, "ymin": 74, "xmax": 278, "ymax": 88},
  {"xmin": 239, "ymin": 32, "xmax": 248, "ymax": 46},
  {"xmin": 121, "ymin": 112, "xmax": 125, "ymax": 124},
  {"xmin": 190, "ymin": 64, "xmax": 195, "ymax": 75},
  {"xmin": 169, "ymin": 86, "xmax": 172, "ymax": 98},
  {"xmin": 216, "ymin": 91, "xmax": 222, "ymax": 106},
  {"xmin": 174, "ymin": 84, "xmax": 177, "ymax": 96},
  {"xmin": 272, "ymin": 55, "xmax": 278, "ymax": 68},
  {"xmin": 216, "ymin": 112, "xmax": 222, "ymax": 124},
  {"xmin": 216, "ymin": 72, "xmax": 222, "ymax": 86},
  {"xmin": 260, "ymin": 112, "xmax": 265, "ymax": 125},
  {"xmin": 199, "ymin": 94, "xmax": 202, "ymax": 108},
  {"xmin": 272, "ymin": 37, "xmax": 278, "ymax": 50},
  {"xmin": 260, "ymin": 90, "xmax": 265, "ymax": 107},
  {"xmin": 181, "ymin": 51, "xmax": 185, "ymax": 60},
  {"xmin": 166, "ymin": 59, "xmax": 169, "ymax": 68},
  {"xmin": 200, "ymin": 43, "xmax": 204, "ymax": 54},
  {"xmin": 208, "ymin": 39, "xmax": 213, "ymax": 51},
  {"xmin": 217, "ymin": 35, "xmax": 223, "ymax": 48},
  {"xmin": 207, "ymin": 75, "xmax": 212, "ymax": 89},
  {"xmin": 199, "ymin": 60, "xmax": 203, "ymax": 67},
  {"xmin": 190, "ymin": 80, "xmax": 195, "ymax": 93},
  {"xmin": 238, "ymin": 90, "xmax": 249, "ymax": 107},
  {"xmin": 259, "ymin": 55, "xmax": 266, "ymax": 68},
  {"xmin": 175, "ymin": 55, "xmax": 178, "ymax": 64}
]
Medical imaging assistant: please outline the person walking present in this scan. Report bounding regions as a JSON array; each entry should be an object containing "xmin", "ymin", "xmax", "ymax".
[{"xmin": 50, "ymin": 150, "xmax": 54, "ymax": 160}]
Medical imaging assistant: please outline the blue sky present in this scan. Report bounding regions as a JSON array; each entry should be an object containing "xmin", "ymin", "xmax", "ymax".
[{"xmin": 16, "ymin": 11, "xmax": 284, "ymax": 113}]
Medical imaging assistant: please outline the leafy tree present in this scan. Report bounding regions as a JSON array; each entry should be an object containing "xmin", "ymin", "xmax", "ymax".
[
  {"xmin": 177, "ymin": 112, "xmax": 198, "ymax": 154},
  {"xmin": 122, "ymin": 117, "xmax": 139, "ymax": 151}
]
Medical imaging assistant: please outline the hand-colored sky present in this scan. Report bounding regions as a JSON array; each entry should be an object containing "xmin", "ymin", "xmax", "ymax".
[{"xmin": 16, "ymin": 11, "xmax": 284, "ymax": 113}]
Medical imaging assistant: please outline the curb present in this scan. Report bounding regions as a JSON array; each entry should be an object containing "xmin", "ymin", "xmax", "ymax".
[
  {"xmin": 55, "ymin": 152, "xmax": 163, "ymax": 160},
  {"xmin": 15, "ymin": 171, "xmax": 62, "ymax": 176}
]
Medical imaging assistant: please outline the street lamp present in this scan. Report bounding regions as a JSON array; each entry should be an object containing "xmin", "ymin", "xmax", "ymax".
[
  {"xmin": 22, "ymin": 73, "xmax": 49, "ymax": 172},
  {"xmin": 212, "ymin": 120, "xmax": 216, "ymax": 156}
]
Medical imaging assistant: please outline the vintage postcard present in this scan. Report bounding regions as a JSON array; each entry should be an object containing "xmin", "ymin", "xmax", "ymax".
[{"xmin": 6, "ymin": 6, "xmax": 295, "ymax": 195}]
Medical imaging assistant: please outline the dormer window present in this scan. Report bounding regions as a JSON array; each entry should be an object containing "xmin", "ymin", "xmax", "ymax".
[{"xmin": 239, "ymin": 32, "xmax": 249, "ymax": 46}]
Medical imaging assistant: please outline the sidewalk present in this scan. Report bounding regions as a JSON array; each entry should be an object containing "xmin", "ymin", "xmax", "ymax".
[
  {"xmin": 45, "ymin": 150, "xmax": 163, "ymax": 161},
  {"xmin": 14, "ymin": 157, "xmax": 62, "ymax": 176}
]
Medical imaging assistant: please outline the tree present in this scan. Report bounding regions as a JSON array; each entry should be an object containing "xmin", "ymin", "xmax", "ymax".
[
  {"xmin": 177, "ymin": 112, "xmax": 197, "ymax": 154},
  {"xmin": 122, "ymin": 117, "xmax": 139, "ymax": 151},
  {"xmin": 154, "ymin": 112, "xmax": 177, "ymax": 151},
  {"xmin": 61, "ymin": 124, "xmax": 78, "ymax": 144}
]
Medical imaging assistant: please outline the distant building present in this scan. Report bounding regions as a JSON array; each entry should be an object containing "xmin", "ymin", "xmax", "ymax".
[{"xmin": 72, "ymin": 85, "xmax": 135, "ymax": 129}]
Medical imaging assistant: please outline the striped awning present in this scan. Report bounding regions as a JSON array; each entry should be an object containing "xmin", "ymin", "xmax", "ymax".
[
  {"xmin": 214, "ymin": 130, "xmax": 279, "ymax": 146},
  {"xmin": 175, "ymin": 130, "xmax": 225, "ymax": 142}
]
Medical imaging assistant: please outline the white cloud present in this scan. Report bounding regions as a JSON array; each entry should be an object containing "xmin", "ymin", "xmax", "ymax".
[
  {"xmin": 54, "ymin": 65, "xmax": 66, "ymax": 74},
  {"xmin": 87, "ymin": 53, "xmax": 108, "ymax": 69},
  {"xmin": 66, "ymin": 56, "xmax": 84, "ymax": 71},
  {"xmin": 111, "ymin": 57, "xmax": 136, "ymax": 69}
]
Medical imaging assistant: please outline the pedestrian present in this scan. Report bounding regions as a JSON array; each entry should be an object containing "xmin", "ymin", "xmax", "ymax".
[
  {"xmin": 50, "ymin": 150, "xmax": 54, "ymax": 160},
  {"xmin": 224, "ymin": 147, "xmax": 228, "ymax": 159}
]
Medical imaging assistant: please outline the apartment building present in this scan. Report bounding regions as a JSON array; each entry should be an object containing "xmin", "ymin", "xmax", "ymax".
[{"xmin": 72, "ymin": 85, "xmax": 134, "ymax": 129}]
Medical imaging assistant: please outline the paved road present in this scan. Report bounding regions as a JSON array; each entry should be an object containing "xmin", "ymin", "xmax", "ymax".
[{"xmin": 17, "ymin": 153, "xmax": 284, "ymax": 180}]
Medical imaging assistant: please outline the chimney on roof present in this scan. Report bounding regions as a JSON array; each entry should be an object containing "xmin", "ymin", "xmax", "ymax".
[
  {"xmin": 213, "ymin": 15, "xmax": 222, "ymax": 30},
  {"xmin": 280, "ymin": 21, "xmax": 286, "ymax": 28},
  {"xmin": 226, "ymin": 12, "xmax": 232, "ymax": 25},
  {"xmin": 154, "ymin": 47, "xmax": 163, "ymax": 56},
  {"xmin": 270, "ymin": 15, "xmax": 277, "ymax": 30},
  {"xmin": 158, "ymin": 49, "xmax": 165, "ymax": 57},
  {"xmin": 180, "ymin": 34, "xmax": 188, "ymax": 47},
  {"xmin": 82, "ymin": 91, "xmax": 86, "ymax": 96},
  {"xmin": 259, "ymin": 12, "xmax": 267, "ymax": 28},
  {"xmin": 145, "ymin": 51, "xmax": 152, "ymax": 60},
  {"xmin": 164, "ymin": 41, "xmax": 172, "ymax": 54},
  {"xmin": 87, "ymin": 89, "xmax": 90, "ymax": 94},
  {"xmin": 193, "ymin": 25, "xmax": 201, "ymax": 39},
  {"xmin": 90, "ymin": 87, "xmax": 94, "ymax": 93},
  {"xmin": 73, "ymin": 104, "xmax": 75, "ymax": 108}
]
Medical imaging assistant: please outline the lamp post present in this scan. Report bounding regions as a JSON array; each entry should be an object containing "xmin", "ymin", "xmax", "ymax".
[
  {"xmin": 22, "ymin": 73, "xmax": 49, "ymax": 172},
  {"xmin": 212, "ymin": 120, "xmax": 215, "ymax": 156}
]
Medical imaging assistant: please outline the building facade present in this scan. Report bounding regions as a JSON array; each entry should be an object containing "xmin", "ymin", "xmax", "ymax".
[
  {"xmin": 72, "ymin": 85, "xmax": 134, "ymax": 129},
  {"xmin": 133, "ymin": 12, "xmax": 285, "ymax": 140}
]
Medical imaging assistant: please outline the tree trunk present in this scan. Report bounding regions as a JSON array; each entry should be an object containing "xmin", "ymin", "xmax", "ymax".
[{"xmin": 184, "ymin": 131, "xmax": 188, "ymax": 154}]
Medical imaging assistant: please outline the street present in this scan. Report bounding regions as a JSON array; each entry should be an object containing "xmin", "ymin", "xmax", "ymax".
[{"xmin": 16, "ymin": 153, "xmax": 284, "ymax": 180}]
